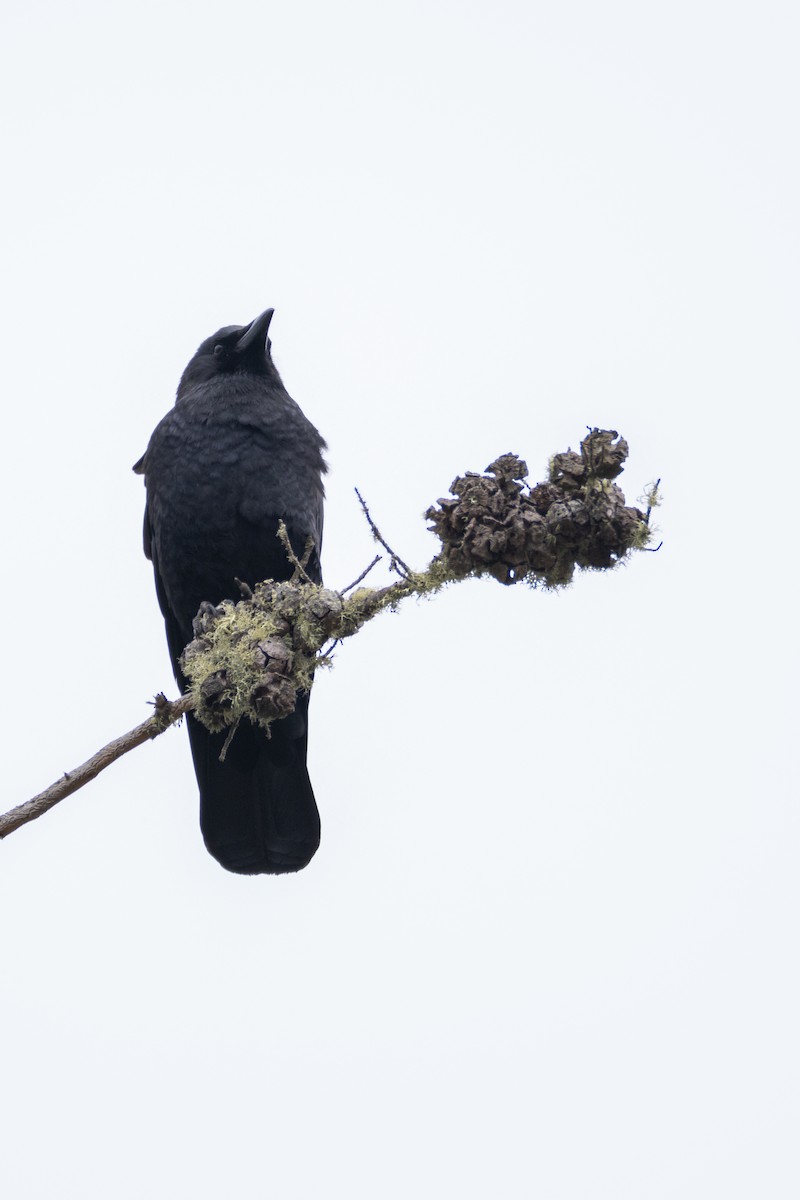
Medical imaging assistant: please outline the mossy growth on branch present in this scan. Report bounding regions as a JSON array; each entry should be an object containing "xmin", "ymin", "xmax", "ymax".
[{"xmin": 181, "ymin": 428, "xmax": 655, "ymax": 738}]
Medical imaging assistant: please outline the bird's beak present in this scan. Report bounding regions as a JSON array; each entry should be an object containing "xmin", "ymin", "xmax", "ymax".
[{"xmin": 236, "ymin": 308, "xmax": 275, "ymax": 354}]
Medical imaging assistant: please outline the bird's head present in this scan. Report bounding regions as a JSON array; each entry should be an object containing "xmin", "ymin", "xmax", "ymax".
[{"xmin": 176, "ymin": 308, "xmax": 279, "ymax": 396}]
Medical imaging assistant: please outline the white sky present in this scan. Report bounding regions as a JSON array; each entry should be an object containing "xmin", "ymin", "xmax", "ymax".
[{"xmin": 1, "ymin": 2, "xmax": 797, "ymax": 1197}]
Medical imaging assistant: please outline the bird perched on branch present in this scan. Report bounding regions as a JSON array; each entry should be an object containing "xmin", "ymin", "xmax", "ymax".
[{"xmin": 134, "ymin": 309, "xmax": 327, "ymax": 874}]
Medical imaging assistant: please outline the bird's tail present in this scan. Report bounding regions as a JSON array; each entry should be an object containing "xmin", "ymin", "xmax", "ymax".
[{"xmin": 187, "ymin": 701, "xmax": 320, "ymax": 875}]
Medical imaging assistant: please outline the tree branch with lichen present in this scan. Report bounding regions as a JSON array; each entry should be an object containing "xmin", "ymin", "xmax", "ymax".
[
  {"xmin": 1, "ymin": 428, "xmax": 658, "ymax": 842},
  {"xmin": 0, "ymin": 694, "xmax": 194, "ymax": 839}
]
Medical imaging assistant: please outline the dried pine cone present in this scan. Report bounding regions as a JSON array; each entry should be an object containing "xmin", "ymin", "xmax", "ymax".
[{"xmin": 426, "ymin": 430, "xmax": 647, "ymax": 586}]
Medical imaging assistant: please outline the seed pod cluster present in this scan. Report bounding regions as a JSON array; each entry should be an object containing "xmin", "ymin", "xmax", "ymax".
[{"xmin": 425, "ymin": 430, "xmax": 648, "ymax": 587}]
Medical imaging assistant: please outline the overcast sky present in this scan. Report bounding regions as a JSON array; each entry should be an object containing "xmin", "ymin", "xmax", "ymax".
[{"xmin": 1, "ymin": 2, "xmax": 797, "ymax": 1197}]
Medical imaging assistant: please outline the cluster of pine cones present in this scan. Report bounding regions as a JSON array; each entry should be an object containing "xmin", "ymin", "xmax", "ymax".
[{"xmin": 425, "ymin": 430, "xmax": 648, "ymax": 586}]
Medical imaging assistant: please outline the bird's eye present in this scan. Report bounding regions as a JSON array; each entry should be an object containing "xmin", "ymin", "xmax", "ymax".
[{"xmin": 213, "ymin": 344, "xmax": 225, "ymax": 357}]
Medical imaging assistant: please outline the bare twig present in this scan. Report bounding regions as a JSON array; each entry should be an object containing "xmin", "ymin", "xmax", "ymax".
[
  {"xmin": 339, "ymin": 554, "xmax": 382, "ymax": 596},
  {"xmin": 354, "ymin": 488, "xmax": 414, "ymax": 579},
  {"xmin": 0, "ymin": 693, "xmax": 193, "ymax": 840},
  {"xmin": 218, "ymin": 718, "xmax": 241, "ymax": 762}
]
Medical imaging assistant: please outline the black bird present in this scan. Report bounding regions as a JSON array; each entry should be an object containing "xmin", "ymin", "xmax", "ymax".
[{"xmin": 134, "ymin": 309, "xmax": 327, "ymax": 874}]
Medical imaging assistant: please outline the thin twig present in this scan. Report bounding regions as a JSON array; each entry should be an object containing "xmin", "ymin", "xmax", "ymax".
[
  {"xmin": 641, "ymin": 478, "xmax": 663, "ymax": 551},
  {"xmin": 645, "ymin": 478, "xmax": 661, "ymax": 525},
  {"xmin": 277, "ymin": 520, "xmax": 316, "ymax": 584},
  {"xmin": 218, "ymin": 718, "xmax": 241, "ymax": 762},
  {"xmin": 0, "ymin": 693, "xmax": 194, "ymax": 840},
  {"xmin": 354, "ymin": 488, "xmax": 414, "ymax": 580},
  {"xmin": 299, "ymin": 537, "xmax": 315, "ymax": 571},
  {"xmin": 339, "ymin": 554, "xmax": 382, "ymax": 596}
]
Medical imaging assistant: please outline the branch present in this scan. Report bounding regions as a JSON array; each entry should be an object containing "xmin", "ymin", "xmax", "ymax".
[
  {"xmin": 0, "ymin": 693, "xmax": 193, "ymax": 840},
  {"xmin": 181, "ymin": 429, "xmax": 654, "ymax": 736},
  {"xmin": 354, "ymin": 488, "xmax": 414, "ymax": 579},
  {"xmin": 276, "ymin": 519, "xmax": 317, "ymax": 584},
  {"xmin": 3, "ymin": 428, "xmax": 656, "ymax": 843},
  {"xmin": 339, "ymin": 554, "xmax": 382, "ymax": 595}
]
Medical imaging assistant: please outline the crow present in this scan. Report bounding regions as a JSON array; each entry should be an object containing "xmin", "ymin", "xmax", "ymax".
[{"xmin": 134, "ymin": 309, "xmax": 327, "ymax": 875}]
